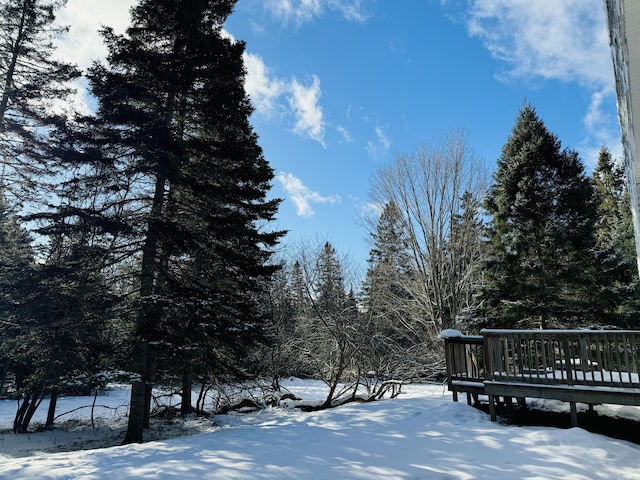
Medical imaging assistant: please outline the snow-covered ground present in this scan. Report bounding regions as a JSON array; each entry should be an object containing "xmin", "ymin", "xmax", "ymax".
[{"xmin": 1, "ymin": 380, "xmax": 640, "ymax": 479}]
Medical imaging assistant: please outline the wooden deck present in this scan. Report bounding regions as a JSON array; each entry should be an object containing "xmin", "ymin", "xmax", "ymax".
[{"xmin": 442, "ymin": 329, "xmax": 640, "ymax": 426}]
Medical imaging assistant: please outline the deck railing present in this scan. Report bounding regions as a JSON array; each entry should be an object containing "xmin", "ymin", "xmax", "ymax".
[
  {"xmin": 442, "ymin": 328, "xmax": 640, "ymax": 425},
  {"xmin": 481, "ymin": 329, "xmax": 640, "ymax": 388},
  {"xmin": 442, "ymin": 333, "xmax": 484, "ymax": 402}
]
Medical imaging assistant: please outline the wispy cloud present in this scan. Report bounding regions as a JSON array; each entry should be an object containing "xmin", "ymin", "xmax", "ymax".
[
  {"xmin": 461, "ymin": 0, "xmax": 618, "ymax": 165},
  {"xmin": 241, "ymin": 53, "xmax": 327, "ymax": 146},
  {"xmin": 277, "ymin": 172, "xmax": 340, "ymax": 217},
  {"xmin": 288, "ymin": 76, "xmax": 326, "ymax": 147},
  {"xmin": 243, "ymin": 53, "xmax": 285, "ymax": 118},
  {"xmin": 367, "ymin": 125, "xmax": 392, "ymax": 159},
  {"xmin": 466, "ymin": 0, "xmax": 611, "ymax": 88},
  {"xmin": 336, "ymin": 125, "xmax": 353, "ymax": 143},
  {"xmin": 266, "ymin": 0, "xmax": 370, "ymax": 26}
]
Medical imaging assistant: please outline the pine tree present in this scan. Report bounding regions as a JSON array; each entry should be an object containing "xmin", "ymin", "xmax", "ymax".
[
  {"xmin": 47, "ymin": 0, "xmax": 284, "ymax": 443},
  {"xmin": 0, "ymin": 190, "xmax": 33, "ymax": 399},
  {"xmin": 591, "ymin": 147, "xmax": 638, "ymax": 325},
  {"xmin": 449, "ymin": 191, "xmax": 487, "ymax": 330},
  {"xmin": 482, "ymin": 104, "xmax": 599, "ymax": 328},
  {"xmin": 8, "ymin": 237, "xmax": 116, "ymax": 433},
  {"xmin": 315, "ymin": 242, "xmax": 346, "ymax": 315},
  {"xmin": 361, "ymin": 202, "xmax": 415, "ymax": 365}
]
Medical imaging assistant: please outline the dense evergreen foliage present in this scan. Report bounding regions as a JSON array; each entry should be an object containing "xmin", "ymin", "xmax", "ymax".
[
  {"xmin": 78, "ymin": 0, "xmax": 282, "ymax": 443},
  {"xmin": 591, "ymin": 147, "xmax": 639, "ymax": 325},
  {"xmin": 482, "ymin": 105, "xmax": 604, "ymax": 328}
]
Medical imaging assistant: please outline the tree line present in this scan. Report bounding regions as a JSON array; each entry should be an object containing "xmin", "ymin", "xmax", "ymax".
[
  {"xmin": 256, "ymin": 110, "xmax": 638, "ymax": 407},
  {"xmin": 0, "ymin": 0, "xmax": 637, "ymax": 443}
]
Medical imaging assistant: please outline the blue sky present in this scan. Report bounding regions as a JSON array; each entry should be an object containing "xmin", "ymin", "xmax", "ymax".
[{"xmin": 55, "ymin": 0, "xmax": 620, "ymax": 273}]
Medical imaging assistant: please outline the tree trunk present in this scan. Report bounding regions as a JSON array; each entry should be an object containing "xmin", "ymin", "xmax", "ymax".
[
  {"xmin": 144, "ymin": 383, "xmax": 152, "ymax": 429},
  {"xmin": 181, "ymin": 364, "xmax": 193, "ymax": 416},
  {"xmin": 0, "ymin": 358, "xmax": 9, "ymax": 397},
  {"xmin": 123, "ymin": 380, "xmax": 146, "ymax": 444},
  {"xmin": 45, "ymin": 388, "xmax": 58, "ymax": 428},
  {"xmin": 14, "ymin": 395, "xmax": 30, "ymax": 433},
  {"xmin": 14, "ymin": 379, "xmax": 47, "ymax": 433},
  {"xmin": 123, "ymin": 166, "xmax": 167, "ymax": 443}
]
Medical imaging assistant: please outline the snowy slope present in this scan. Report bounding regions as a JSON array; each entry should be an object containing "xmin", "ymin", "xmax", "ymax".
[{"xmin": 1, "ymin": 381, "xmax": 639, "ymax": 479}]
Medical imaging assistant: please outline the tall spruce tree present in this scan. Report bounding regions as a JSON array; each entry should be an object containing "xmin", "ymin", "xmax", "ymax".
[
  {"xmin": 362, "ymin": 202, "xmax": 414, "ymax": 344},
  {"xmin": 360, "ymin": 202, "xmax": 418, "ymax": 377},
  {"xmin": 482, "ymin": 104, "xmax": 599, "ymax": 328},
  {"xmin": 41, "ymin": 0, "xmax": 282, "ymax": 443},
  {"xmin": 591, "ymin": 146, "xmax": 638, "ymax": 325}
]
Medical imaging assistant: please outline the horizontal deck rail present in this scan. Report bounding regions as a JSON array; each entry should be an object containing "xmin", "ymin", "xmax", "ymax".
[{"xmin": 442, "ymin": 329, "xmax": 640, "ymax": 425}]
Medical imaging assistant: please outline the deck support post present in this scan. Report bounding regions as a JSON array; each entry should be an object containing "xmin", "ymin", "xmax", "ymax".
[
  {"xmin": 488, "ymin": 395, "xmax": 496, "ymax": 421},
  {"xmin": 569, "ymin": 402, "xmax": 578, "ymax": 426}
]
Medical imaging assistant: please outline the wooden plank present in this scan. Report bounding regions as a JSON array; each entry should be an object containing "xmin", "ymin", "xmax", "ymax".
[{"xmin": 484, "ymin": 381, "xmax": 640, "ymax": 406}]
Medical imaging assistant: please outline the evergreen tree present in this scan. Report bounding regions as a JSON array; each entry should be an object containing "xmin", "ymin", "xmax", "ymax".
[
  {"xmin": 593, "ymin": 147, "xmax": 635, "ymax": 258},
  {"xmin": 591, "ymin": 146, "xmax": 638, "ymax": 325},
  {"xmin": 482, "ymin": 104, "xmax": 599, "ymax": 328},
  {"xmin": 361, "ymin": 202, "xmax": 415, "ymax": 366},
  {"xmin": 49, "ymin": 0, "xmax": 283, "ymax": 443},
  {"xmin": 315, "ymin": 242, "xmax": 346, "ymax": 315},
  {"xmin": 0, "ymin": 190, "xmax": 33, "ymax": 398},
  {"xmin": 7, "ymin": 237, "xmax": 116, "ymax": 433}
]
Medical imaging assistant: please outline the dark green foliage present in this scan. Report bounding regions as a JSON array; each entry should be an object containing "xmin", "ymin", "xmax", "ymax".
[
  {"xmin": 0, "ymin": 191, "xmax": 33, "ymax": 400},
  {"xmin": 591, "ymin": 147, "xmax": 639, "ymax": 326},
  {"xmin": 482, "ymin": 104, "xmax": 600, "ymax": 328},
  {"xmin": 315, "ymin": 242, "xmax": 346, "ymax": 315},
  {"xmin": 362, "ymin": 202, "xmax": 415, "ymax": 350},
  {"xmin": 44, "ymin": 0, "xmax": 284, "ymax": 442}
]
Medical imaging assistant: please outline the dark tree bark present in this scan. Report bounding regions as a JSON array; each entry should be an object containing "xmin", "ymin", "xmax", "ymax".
[
  {"xmin": 45, "ymin": 388, "xmax": 58, "ymax": 428},
  {"xmin": 181, "ymin": 364, "xmax": 194, "ymax": 416}
]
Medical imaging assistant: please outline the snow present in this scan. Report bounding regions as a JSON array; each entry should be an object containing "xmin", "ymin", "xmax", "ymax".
[
  {"xmin": 1, "ymin": 380, "xmax": 640, "ymax": 479},
  {"xmin": 438, "ymin": 329, "xmax": 465, "ymax": 339}
]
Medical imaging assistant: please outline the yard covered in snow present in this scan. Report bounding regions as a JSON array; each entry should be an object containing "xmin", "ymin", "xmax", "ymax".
[{"xmin": 1, "ymin": 379, "xmax": 639, "ymax": 479}]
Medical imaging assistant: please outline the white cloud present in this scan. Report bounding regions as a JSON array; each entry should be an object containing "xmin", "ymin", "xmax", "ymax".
[
  {"xmin": 276, "ymin": 172, "xmax": 340, "ymax": 217},
  {"xmin": 243, "ymin": 53, "xmax": 285, "ymax": 118},
  {"xmin": 50, "ymin": 0, "xmax": 135, "ymax": 115},
  {"xmin": 266, "ymin": 0, "xmax": 369, "ymax": 26},
  {"xmin": 462, "ymin": 0, "xmax": 620, "ymax": 166},
  {"xmin": 336, "ymin": 125, "xmax": 353, "ymax": 143},
  {"xmin": 53, "ymin": 0, "xmax": 136, "ymax": 71},
  {"xmin": 53, "ymin": 1, "xmax": 329, "ymax": 146},
  {"xmin": 239, "ymin": 50, "xmax": 327, "ymax": 146},
  {"xmin": 288, "ymin": 76, "xmax": 326, "ymax": 147},
  {"xmin": 466, "ymin": 0, "xmax": 612, "ymax": 89},
  {"xmin": 580, "ymin": 89, "xmax": 623, "ymax": 167},
  {"xmin": 367, "ymin": 125, "xmax": 392, "ymax": 159}
]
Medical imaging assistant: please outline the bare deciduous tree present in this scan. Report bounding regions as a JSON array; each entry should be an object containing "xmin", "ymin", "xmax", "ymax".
[{"xmin": 369, "ymin": 130, "xmax": 488, "ymax": 339}]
